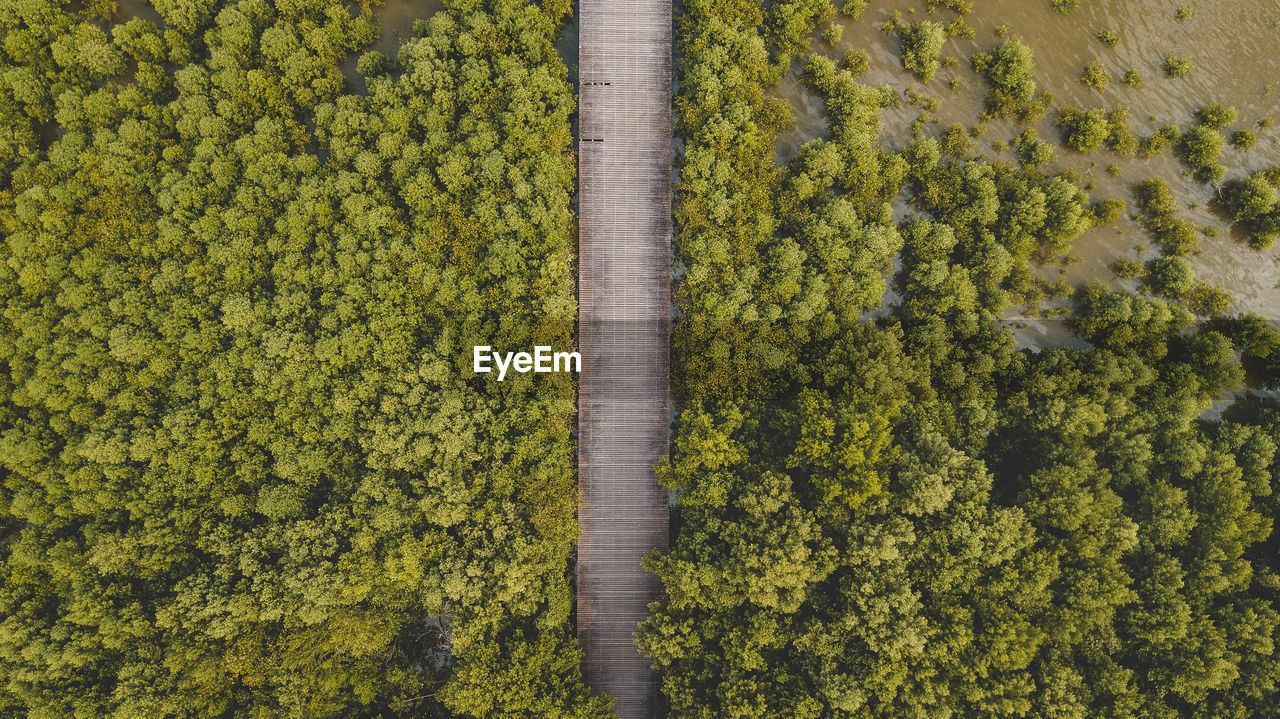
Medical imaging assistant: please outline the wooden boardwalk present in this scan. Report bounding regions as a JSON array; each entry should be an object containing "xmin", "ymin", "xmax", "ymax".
[{"xmin": 576, "ymin": 0, "xmax": 672, "ymax": 714}]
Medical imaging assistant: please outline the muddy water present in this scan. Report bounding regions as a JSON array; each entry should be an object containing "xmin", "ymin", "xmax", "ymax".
[
  {"xmin": 113, "ymin": 0, "xmax": 163, "ymax": 25},
  {"xmin": 341, "ymin": 0, "xmax": 444, "ymax": 89},
  {"xmin": 772, "ymin": 0, "xmax": 1280, "ymax": 346},
  {"xmin": 369, "ymin": 0, "xmax": 443, "ymax": 56},
  {"xmin": 558, "ymin": 6, "xmax": 580, "ymax": 74}
]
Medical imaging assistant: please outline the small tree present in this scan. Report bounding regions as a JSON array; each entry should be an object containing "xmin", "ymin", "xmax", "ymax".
[
  {"xmin": 1163, "ymin": 55, "xmax": 1193, "ymax": 78},
  {"xmin": 898, "ymin": 21, "xmax": 946, "ymax": 81},
  {"xmin": 1196, "ymin": 103, "xmax": 1238, "ymax": 130},
  {"xmin": 1081, "ymin": 61, "xmax": 1109, "ymax": 91},
  {"xmin": 1057, "ymin": 106, "xmax": 1110, "ymax": 151}
]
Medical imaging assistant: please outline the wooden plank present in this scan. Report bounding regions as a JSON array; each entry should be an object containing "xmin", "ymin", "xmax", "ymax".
[{"xmin": 576, "ymin": 0, "xmax": 672, "ymax": 715}]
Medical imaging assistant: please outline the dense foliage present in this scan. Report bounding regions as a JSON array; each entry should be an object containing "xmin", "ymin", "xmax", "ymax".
[
  {"xmin": 0, "ymin": 0, "xmax": 607, "ymax": 716},
  {"xmin": 7, "ymin": 0, "xmax": 1280, "ymax": 715},
  {"xmin": 644, "ymin": 1, "xmax": 1280, "ymax": 717}
]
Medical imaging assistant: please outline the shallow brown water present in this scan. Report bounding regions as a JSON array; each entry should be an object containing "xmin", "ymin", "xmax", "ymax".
[
  {"xmin": 772, "ymin": 0, "xmax": 1280, "ymax": 344},
  {"xmin": 368, "ymin": 0, "xmax": 443, "ymax": 56},
  {"xmin": 341, "ymin": 0, "xmax": 444, "ymax": 89},
  {"xmin": 113, "ymin": 0, "xmax": 163, "ymax": 25}
]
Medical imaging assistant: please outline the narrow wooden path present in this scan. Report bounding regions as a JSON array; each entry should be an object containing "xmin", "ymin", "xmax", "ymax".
[{"xmin": 575, "ymin": 0, "xmax": 672, "ymax": 714}]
